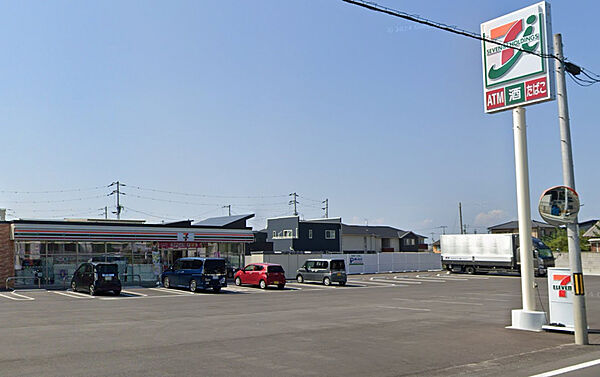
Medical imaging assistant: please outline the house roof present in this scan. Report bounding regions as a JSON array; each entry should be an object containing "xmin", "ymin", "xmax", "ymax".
[
  {"xmin": 579, "ymin": 219, "xmax": 600, "ymax": 232},
  {"xmin": 583, "ymin": 221, "xmax": 600, "ymax": 238},
  {"xmin": 488, "ymin": 220, "xmax": 555, "ymax": 231},
  {"xmin": 193, "ymin": 214, "xmax": 254, "ymax": 227},
  {"xmin": 341, "ymin": 224, "xmax": 425, "ymax": 239}
]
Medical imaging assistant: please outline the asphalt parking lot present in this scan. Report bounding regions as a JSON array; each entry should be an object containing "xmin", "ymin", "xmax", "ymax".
[{"xmin": 1, "ymin": 272, "xmax": 600, "ymax": 377}]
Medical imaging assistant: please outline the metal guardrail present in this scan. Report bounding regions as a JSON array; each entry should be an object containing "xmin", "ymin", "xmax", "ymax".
[
  {"xmin": 123, "ymin": 274, "xmax": 142, "ymax": 286},
  {"xmin": 8, "ymin": 273, "xmax": 146, "ymax": 290},
  {"xmin": 6, "ymin": 276, "xmax": 42, "ymax": 290},
  {"xmin": 61, "ymin": 273, "xmax": 143, "ymax": 289}
]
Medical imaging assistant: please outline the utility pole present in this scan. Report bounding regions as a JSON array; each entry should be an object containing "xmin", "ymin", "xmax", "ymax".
[
  {"xmin": 554, "ymin": 33, "xmax": 588, "ymax": 345},
  {"xmin": 223, "ymin": 205, "xmax": 231, "ymax": 216},
  {"xmin": 322, "ymin": 198, "xmax": 329, "ymax": 218},
  {"xmin": 98, "ymin": 206, "xmax": 108, "ymax": 219},
  {"xmin": 459, "ymin": 202, "xmax": 464, "ymax": 234},
  {"xmin": 430, "ymin": 232, "xmax": 435, "ymax": 243},
  {"xmin": 440, "ymin": 225, "xmax": 447, "ymax": 235},
  {"xmin": 289, "ymin": 192, "xmax": 299, "ymax": 216},
  {"xmin": 109, "ymin": 181, "xmax": 125, "ymax": 220}
]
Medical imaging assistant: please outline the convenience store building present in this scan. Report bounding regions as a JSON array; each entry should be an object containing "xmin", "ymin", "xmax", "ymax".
[{"xmin": 0, "ymin": 215, "xmax": 255, "ymax": 288}]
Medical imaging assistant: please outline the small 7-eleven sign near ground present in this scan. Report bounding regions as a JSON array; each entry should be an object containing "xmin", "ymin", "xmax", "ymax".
[
  {"xmin": 547, "ymin": 268, "xmax": 575, "ymax": 329},
  {"xmin": 552, "ymin": 274, "xmax": 572, "ymax": 298},
  {"xmin": 481, "ymin": 1, "xmax": 555, "ymax": 113}
]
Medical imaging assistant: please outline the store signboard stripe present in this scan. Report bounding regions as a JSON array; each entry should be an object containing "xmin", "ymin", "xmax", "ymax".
[{"xmin": 11, "ymin": 223, "xmax": 254, "ymax": 242}]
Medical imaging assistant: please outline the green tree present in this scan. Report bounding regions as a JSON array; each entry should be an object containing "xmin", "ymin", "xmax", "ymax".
[{"xmin": 542, "ymin": 228, "xmax": 591, "ymax": 252}]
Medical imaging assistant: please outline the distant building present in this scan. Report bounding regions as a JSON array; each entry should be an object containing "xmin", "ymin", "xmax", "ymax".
[
  {"xmin": 264, "ymin": 216, "xmax": 426, "ymax": 254},
  {"xmin": 247, "ymin": 230, "xmax": 273, "ymax": 253},
  {"xmin": 266, "ymin": 216, "xmax": 342, "ymax": 253},
  {"xmin": 583, "ymin": 221, "xmax": 600, "ymax": 253},
  {"xmin": 487, "ymin": 220, "xmax": 556, "ymax": 239},
  {"xmin": 341, "ymin": 224, "xmax": 427, "ymax": 253},
  {"xmin": 579, "ymin": 219, "xmax": 600, "ymax": 234}
]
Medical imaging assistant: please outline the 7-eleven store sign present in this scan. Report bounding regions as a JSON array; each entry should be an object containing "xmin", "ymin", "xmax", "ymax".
[
  {"xmin": 481, "ymin": 2, "xmax": 555, "ymax": 113},
  {"xmin": 547, "ymin": 268, "xmax": 574, "ymax": 329}
]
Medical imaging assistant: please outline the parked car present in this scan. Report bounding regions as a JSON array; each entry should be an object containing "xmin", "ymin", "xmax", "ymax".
[
  {"xmin": 161, "ymin": 257, "xmax": 227, "ymax": 293},
  {"xmin": 296, "ymin": 259, "xmax": 347, "ymax": 286},
  {"xmin": 71, "ymin": 262, "xmax": 121, "ymax": 296},
  {"xmin": 225, "ymin": 260, "xmax": 240, "ymax": 279},
  {"xmin": 234, "ymin": 263, "xmax": 286, "ymax": 289}
]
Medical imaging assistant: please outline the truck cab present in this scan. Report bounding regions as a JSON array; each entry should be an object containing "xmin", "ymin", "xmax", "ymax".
[{"xmin": 531, "ymin": 237, "xmax": 555, "ymax": 276}]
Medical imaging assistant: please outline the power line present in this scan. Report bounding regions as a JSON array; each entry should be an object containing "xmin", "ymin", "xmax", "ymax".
[
  {"xmin": 342, "ymin": 0, "xmax": 598, "ymax": 85},
  {"xmin": 126, "ymin": 184, "xmax": 289, "ymax": 199},
  {"xmin": 0, "ymin": 186, "xmax": 105, "ymax": 194},
  {"xmin": 3, "ymin": 194, "xmax": 107, "ymax": 204},
  {"xmin": 342, "ymin": 0, "xmax": 559, "ymax": 61},
  {"xmin": 125, "ymin": 207, "xmax": 182, "ymax": 221}
]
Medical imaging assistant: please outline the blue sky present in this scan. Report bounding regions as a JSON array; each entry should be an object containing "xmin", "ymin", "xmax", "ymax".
[{"xmin": 1, "ymin": 1, "xmax": 598, "ymax": 239}]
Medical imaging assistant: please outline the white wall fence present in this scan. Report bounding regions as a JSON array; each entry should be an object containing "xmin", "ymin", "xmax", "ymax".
[
  {"xmin": 246, "ymin": 252, "xmax": 442, "ymax": 279},
  {"xmin": 554, "ymin": 252, "xmax": 600, "ymax": 276}
]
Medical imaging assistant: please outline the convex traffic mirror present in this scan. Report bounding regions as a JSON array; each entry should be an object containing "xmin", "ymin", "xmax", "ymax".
[{"xmin": 538, "ymin": 186, "xmax": 580, "ymax": 226}]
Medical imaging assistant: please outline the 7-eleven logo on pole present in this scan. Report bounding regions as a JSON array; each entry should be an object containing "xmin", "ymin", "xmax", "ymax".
[
  {"xmin": 480, "ymin": 1, "xmax": 554, "ymax": 113},
  {"xmin": 552, "ymin": 274, "xmax": 572, "ymax": 298}
]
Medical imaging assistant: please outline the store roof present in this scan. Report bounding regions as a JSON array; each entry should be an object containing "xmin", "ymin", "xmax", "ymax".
[
  {"xmin": 193, "ymin": 214, "xmax": 254, "ymax": 228},
  {"xmin": 341, "ymin": 224, "xmax": 425, "ymax": 239}
]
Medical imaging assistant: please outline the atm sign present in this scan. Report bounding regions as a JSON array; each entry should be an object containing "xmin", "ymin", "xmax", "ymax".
[{"xmin": 485, "ymin": 76, "xmax": 549, "ymax": 112}]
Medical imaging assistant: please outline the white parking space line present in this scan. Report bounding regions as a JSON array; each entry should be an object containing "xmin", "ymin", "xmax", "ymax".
[
  {"xmin": 529, "ymin": 358, "xmax": 600, "ymax": 377},
  {"xmin": 367, "ymin": 278, "xmax": 400, "ymax": 286},
  {"xmin": 413, "ymin": 275, "xmax": 447, "ymax": 282},
  {"xmin": 285, "ymin": 283, "xmax": 325, "ymax": 291},
  {"xmin": 8, "ymin": 291, "xmax": 36, "ymax": 300},
  {"xmin": 149, "ymin": 287, "xmax": 195, "ymax": 295},
  {"xmin": 0, "ymin": 292, "xmax": 35, "ymax": 301},
  {"xmin": 341, "ymin": 281, "xmax": 369, "ymax": 287},
  {"xmin": 121, "ymin": 290, "xmax": 148, "ymax": 297},
  {"xmin": 376, "ymin": 305, "xmax": 431, "ymax": 312},
  {"xmin": 99, "ymin": 294, "xmax": 194, "ymax": 300},
  {"xmin": 415, "ymin": 274, "xmax": 471, "ymax": 281},
  {"xmin": 52, "ymin": 291, "xmax": 94, "ymax": 299},
  {"xmin": 393, "ymin": 298, "xmax": 484, "ymax": 306},
  {"xmin": 392, "ymin": 277, "xmax": 423, "ymax": 284},
  {"xmin": 436, "ymin": 273, "xmax": 489, "ymax": 280},
  {"xmin": 225, "ymin": 286, "xmax": 266, "ymax": 293}
]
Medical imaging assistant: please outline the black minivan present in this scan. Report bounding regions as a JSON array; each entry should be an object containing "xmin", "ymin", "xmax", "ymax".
[{"xmin": 71, "ymin": 262, "xmax": 122, "ymax": 295}]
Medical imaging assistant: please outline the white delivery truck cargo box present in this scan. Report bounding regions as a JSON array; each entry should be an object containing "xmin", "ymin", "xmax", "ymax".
[{"xmin": 441, "ymin": 234, "xmax": 514, "ymax": 263}]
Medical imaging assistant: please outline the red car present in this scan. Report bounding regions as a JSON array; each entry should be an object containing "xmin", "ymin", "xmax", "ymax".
[{"xmin": 234, "ymin": 263, "xmax": 286, "ymax": 289}]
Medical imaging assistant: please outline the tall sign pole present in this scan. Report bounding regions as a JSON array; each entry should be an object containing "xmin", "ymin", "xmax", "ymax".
[
  {"xmin": 553, "ymin": 33, "xmax": 588, "ymax": 345},
  {"xmin": 513, "ymin": 107, "xmax": 536, "ymax": 313},
  {"xmin": 481, "ymin": 2, "xmax": 554, "ymax": 331}
]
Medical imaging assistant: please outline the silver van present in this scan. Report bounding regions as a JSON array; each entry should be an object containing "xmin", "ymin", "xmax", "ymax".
[{"xmin": 296, "ymin": 259, "xmax": 347, "ymax": 286}]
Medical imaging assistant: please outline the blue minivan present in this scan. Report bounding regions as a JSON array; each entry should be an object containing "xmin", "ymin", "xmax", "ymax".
[{"xmin": 161, "ymin": 257, "xmax": 227, "ymax": 293}]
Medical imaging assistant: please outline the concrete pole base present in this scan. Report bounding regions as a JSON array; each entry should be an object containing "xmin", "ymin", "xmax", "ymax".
[{"xmin": 507, "ymin": 309, "xmax": 547, "ymax": 332}]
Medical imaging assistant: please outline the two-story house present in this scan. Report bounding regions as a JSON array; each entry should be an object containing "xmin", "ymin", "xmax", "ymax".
[{"xmin": 266, "ymin": 216, "xmax": 341, "ymax": 253}]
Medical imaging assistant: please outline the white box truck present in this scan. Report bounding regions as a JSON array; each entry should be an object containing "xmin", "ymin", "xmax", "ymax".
[{"xmin": 440, "ymin": 234, "xmax": 555, "ymax": 276}]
